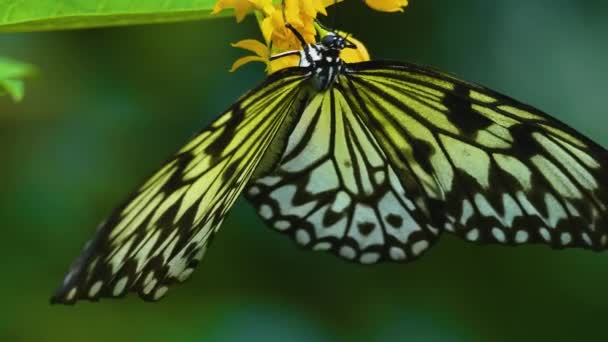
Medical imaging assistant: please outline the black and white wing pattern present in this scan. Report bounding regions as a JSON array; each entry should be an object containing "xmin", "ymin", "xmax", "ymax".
[
  {"xmin": 340, "ymin": 61, "xmax": 608, "ymax": 250},
  {"xmin": 246, "ymin": 88, "xmax": 440, "ymax": 264},
  {"xmin": 51, "ymin": 43, "xmax": 608, "ymax": 304},
  {"xmin": 51, "ymin": 69, "xmax": 309, "ymax": 303}
]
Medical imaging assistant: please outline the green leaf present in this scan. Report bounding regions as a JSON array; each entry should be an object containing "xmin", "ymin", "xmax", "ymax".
[
  {"xmin": 0, "ymin": 57, "xmax": 36, "ymax": 102},
  {"xmin": 0, "ymin": 0, "xmax": 232, "ymax": 32},
  {"xmin": 0, "ymin": 79, "xmax": 25, "ymax": 101}
]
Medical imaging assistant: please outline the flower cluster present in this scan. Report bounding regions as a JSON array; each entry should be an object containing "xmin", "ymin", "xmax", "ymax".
[{"xmin": 212, "ymin": 0, "xmax": 408, "ymax": 73}]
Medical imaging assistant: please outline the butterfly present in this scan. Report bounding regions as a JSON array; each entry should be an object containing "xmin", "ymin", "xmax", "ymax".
[{"xmin": 51, "ymin": 23, "xmax": 608, "ymax": 304}]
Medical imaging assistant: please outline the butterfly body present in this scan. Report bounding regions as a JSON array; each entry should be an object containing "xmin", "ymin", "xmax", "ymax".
[
  {"xmin": 51, "ymin": 28, "xmax": 608, "ymax": 303},
  {"xmin": 295, "ymin": 32, "xmax": 347, "ymax": 90}
]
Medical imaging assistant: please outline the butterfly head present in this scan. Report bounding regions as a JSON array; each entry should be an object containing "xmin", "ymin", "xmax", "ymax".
[
  {"xmin": 320, "ymin": 32, "xmax": 346, "ymax": 50},
  {"xmin": 319, "ymin": 32, "xmax": 357, "ymax": 53}
]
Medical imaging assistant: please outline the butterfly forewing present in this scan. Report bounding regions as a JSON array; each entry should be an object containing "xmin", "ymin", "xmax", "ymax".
[
  {"xmin": 51, "ymin": 70, "xmax": 309, "ymax": 303},
  {"xmin": 341, "ymin": 61, "xmax": 608, "ymax": 249},
  {"xmin": 246, "ymin": 87, "xmax": 440, "ymax": 264}
]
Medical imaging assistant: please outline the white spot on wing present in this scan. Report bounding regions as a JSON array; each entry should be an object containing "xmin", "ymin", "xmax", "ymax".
[
  {"xmin": 66, "ymin": 288, "xmax": 77, "ymax": 301},
  {"xmin": 491, "ymin": 227, "xmax": 507, "ymax": 243},
  {"xmin": 113, "ymin": 277, "xmax": 128, "ymax": 296},
  {"xmin": 374, "ymin": 170, "xmax": 386, "ymax": 184},
  {"xmin": 360, "ymin": 252, "xmax": 381, "ymax": 264},
  {"xmin": 466, "ymin": 228, "xmax": 479, "ymax": 242},
  {"xmin": 274, "ymin": 220, "xmax": 291, "ymax": 231},
  {"xmin": 560, "ymin": 232, "xmax": 572, "ymax": 246},
  {"xmin": 259, "ymin": 204, "xmax": 273, "ymax": 220},
  {"xmin": 248, "ymin": 186, "xmax": 261, "ymax": 196},
  {"xmin": 257, "ymin": 175, "xmax": 282, "ymax": 187},
  {"xmin": 582, "ymin": 232, "xmax": 592, "ymax": 246},
  {"xmin": 153, "ymin": 286, "xmax": 168, "ymax": 300},
  {"xmin": 313, "ymin": 242, "xmax": 332, "ymax": 251},
  {"xmin": 88, "ymin": 281, "xmax": 103, "ymax": 298},
  {"xmin": 514, "ymin": 230, "xmax": 529, "ymax": 244},
  {"xmin": 539, "ymin": 227, "xmax": 551, "ymax": 242},
  {"xmin": 411, "ymin": 240, "xmax": 429, "ymax": 256},
  {"xmin": 296, "ymin": 229, "xmax": 311, "ymax": 245},
  {"xmin": 339, "ymin": 246, "xmax": 356, "ymax": 260},
  {"xmin": 389, "ymin": 247, "xmax": 406, "ymax": 261}
]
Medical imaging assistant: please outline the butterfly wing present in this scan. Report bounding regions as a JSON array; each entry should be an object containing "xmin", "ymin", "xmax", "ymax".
[
  {"xmin": 340, "ymin": 61, "xmax": 608, "ymax": 249},
  {"xmin": 245, "ymin": 88, "xmax": 440, "ymax": 264},
  {"xmin": 51, "ymin": 69, "xmax": 309, "ymax": 303}
]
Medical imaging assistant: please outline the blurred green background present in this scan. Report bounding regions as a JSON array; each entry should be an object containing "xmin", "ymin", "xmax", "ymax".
[{"xmin": 1, "ymin": 0, "xmax": 607, "ymax": 341}]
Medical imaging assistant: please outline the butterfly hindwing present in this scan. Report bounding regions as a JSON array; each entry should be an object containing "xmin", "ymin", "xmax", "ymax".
[
  {"xmin": 246, "ymin": 88, "xmax": 440, "ymax": 264},
  {"xmin": 340, "ymin": 61, "xmax": 608, "ymax": 250},
  {"xmin": 51, "ymin": 69, "xmax": 309, "ymax": 303}
]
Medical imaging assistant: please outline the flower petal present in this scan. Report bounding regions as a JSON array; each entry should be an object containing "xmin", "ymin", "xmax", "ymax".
[
  {"xmin": 231, "ymin": 39, "xmax": 269, "ymax": 58},
  {"xmin": 249, "ymin": 0, "xmax": 275, "ymax": 16},
  {"xmin": 260, "ymin": 16, "xmax": 276, "ymax": 44},
  {"xmin": 285, "ymin": 0, "xmax": 304, "ymax": 26},
  {"xmin": 340, "ymin": 35, "xmax": 371, "ymax": 63},
  {"xmin": 269, "ymin": 54, "xmax": 300, "ymax": 73},
  {"xmin": 230, "ymin": 55, "xmax": 267, "ymax": 72},
  {"xmin": 213, "ymin": 0, "xmax": 255, "ymax": 22},
  {"xmin": 364, "ymin": 0, "xmax": 408, "ymax": 13}
]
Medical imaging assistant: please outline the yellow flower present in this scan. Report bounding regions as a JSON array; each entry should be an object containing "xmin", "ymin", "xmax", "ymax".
[
  {"xmin": 364, "ymin": 0, "xmax": 408, "ymax": 12},
  {"xmin": 215, "ymin": 0, "xmax": 334, "ymax": 72},
  {"xmin": 213, "ymin": 0, "xmax": 405, "ymax": 73}
]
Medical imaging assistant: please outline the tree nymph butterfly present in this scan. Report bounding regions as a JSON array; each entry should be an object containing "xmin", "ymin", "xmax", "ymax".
[{"xmin": 51, "ymin": 14, "xmax": 607, "ymax": 304}]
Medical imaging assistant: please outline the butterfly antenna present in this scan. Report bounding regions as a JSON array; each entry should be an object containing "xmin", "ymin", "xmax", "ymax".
[{"xmin": 342, "ymin": 32, "xmax": 356, "ymax": 49}]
